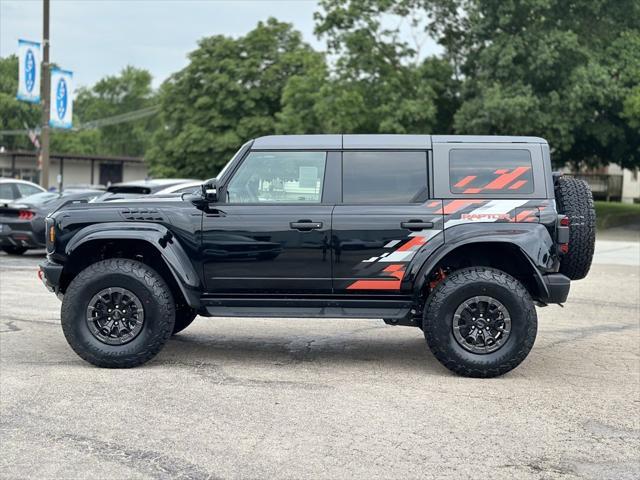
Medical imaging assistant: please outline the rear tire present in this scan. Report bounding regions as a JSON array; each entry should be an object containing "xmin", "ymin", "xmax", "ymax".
[
  {"xmin": 2, "ymin": 246, "xmax": 27, "ymax": 255},
  {"xmin": 423, "ymin": 267, "xmax": 537, "ymax": 378},
  {"xmin": 555, "ymin": 176, "xmax": 596, "ymax": 280},
  {"xmin": 61, "ymin": 259, "xmax": 175, "ymax": 368}
]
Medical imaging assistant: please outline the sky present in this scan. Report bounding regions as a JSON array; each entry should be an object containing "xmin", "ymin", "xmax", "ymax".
[
  {"xmin": 0, "ymin": 0, "xmax": 323, "ymax": 88},
  {"xmin": 1, "ymin": 0, "xmax": 441, "ymax": 90}
]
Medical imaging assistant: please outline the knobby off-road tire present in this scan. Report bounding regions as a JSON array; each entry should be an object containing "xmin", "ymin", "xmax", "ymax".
[
  {"xmin": 61, "ymin": 259, "xmax": 175, "ymax": 368},
  {"xmin": 172, "ymin": 305, "xmax": 197, "ymax": 335},
  {"xmin": 2, "ymin": 246, "xmax": 27, "ymax": 255},
  {"xmin": 423, "ymin": 267, "xmax": 537, "ymax": 378},
  {"xmin": 555, "ymin": 176, "xmax": 596, "ymax": 280}
]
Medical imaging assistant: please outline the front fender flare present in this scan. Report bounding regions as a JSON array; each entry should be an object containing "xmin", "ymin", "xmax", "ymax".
[{"xmin": 65, "ymin": 222, "xmax": 201, "ymax": 307}]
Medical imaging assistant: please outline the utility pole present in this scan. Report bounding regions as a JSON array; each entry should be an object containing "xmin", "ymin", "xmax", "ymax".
[{"xmin": 39, "ymin": 0, "xmax": 50, "ymax": 189}]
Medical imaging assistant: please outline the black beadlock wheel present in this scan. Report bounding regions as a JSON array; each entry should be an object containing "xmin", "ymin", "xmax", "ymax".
[
  {"xmin": 555, "ymin": 176, "xmax": 596, "ymax": 280},
  {"xmin": 61, "ymin": 258, "xmax": 175, "ymax": 368},
  {"xmin": 423, "ymin": 267, "xmax": 538, "ymax": 378}
]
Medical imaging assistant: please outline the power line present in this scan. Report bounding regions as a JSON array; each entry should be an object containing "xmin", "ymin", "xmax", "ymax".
[
  {"xmin": 78, "ymin": 105, "xmax": 159, "ymax": 129},
  {"xmin": 0, "ymin": 105, "xmax": 160, "ymax": 137}
]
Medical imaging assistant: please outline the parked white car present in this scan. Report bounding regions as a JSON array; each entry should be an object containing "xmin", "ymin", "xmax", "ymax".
[
  {"xmin": 154, "ymin": 180, "xmax": 203, "ymax": 195},
  {"xmin": 0, "ymin": 178, "xmax": 46, "ymax": 204}
]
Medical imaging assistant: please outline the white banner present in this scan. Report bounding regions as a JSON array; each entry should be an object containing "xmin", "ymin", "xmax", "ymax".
[
  {"xmin": 50, "ymin": 68, "xmax": 73, "ymax": 129},
  {"xmin": 17, "ymin": 39, "xmax": 41, "ymax": 103}
]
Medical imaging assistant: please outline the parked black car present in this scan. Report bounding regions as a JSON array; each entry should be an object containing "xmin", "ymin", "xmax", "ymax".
[
  {"xmin": 39, "ymin": 135, "xmax": 596, "ymax": 377},
  {"xmin": 0, "ymin": 190, "xmax": 102, "ymax": 255}
]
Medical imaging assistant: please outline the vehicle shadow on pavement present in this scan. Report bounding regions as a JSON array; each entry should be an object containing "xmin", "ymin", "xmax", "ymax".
[{"xmin": 160, "ymin": 326, "xmax": 448, "ymax": 375}]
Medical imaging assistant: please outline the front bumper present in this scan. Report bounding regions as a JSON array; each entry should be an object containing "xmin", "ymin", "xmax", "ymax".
[{"xmin": 39, "ymin": 259, "xmax": 64, "ymax": 295}]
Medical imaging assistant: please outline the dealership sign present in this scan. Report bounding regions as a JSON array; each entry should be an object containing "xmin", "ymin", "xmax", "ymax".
[
  {"xmin": 49, "ymin": 68, "xmax": 73, "ymax": 129},
  {"xmin": 17, "ymin": 39, "xmax": 41, "ymax": 103}
]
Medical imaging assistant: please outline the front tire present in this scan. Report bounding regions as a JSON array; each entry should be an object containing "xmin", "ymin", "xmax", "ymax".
[
  {"xmin": 423, "ymin": 267, "xmax": 537, "ymax": 378},
  {"xmin": 61, "ymin": 259, "xmax": 175, "ymax": 368}
]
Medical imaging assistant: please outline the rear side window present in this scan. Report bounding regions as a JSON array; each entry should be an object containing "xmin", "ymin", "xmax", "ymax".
[
  {"xmin": 449, "ymin": 149, "xmax": 534, "ymax": 194},
  {"xmin": 342, "ymin": 151, "xmax": 427, "ymax": 203}
]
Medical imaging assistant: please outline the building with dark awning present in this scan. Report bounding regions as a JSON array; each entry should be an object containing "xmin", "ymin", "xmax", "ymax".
[{"xmin": 0, "ymin": 150, "xmax": 148, "ymax": 189}]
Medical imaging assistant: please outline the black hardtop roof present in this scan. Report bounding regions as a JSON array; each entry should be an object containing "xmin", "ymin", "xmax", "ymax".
[{"xmin": 252, "ymin": 134, "xmax": 548, "ymax": 150}]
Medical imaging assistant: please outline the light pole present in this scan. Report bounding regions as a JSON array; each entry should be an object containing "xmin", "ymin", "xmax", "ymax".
[{"xmin": 39, "ymin": 0, "xmax": 50, "ymax": 189}]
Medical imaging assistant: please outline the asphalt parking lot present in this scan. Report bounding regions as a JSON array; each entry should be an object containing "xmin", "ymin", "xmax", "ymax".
[{"xmin": 1, "ymin": 239, "xmax": 639, "ymax": 479}]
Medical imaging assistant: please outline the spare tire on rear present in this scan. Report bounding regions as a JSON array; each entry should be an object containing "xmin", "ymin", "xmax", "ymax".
[{"xmin": 554, "ymin": 176, "xmax": 596, "ymax": 280}]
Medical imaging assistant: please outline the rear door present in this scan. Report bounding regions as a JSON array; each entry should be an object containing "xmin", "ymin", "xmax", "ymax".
[{"xmin": 332, "ymin": 150, "xmax": 443, "ymax": 293}]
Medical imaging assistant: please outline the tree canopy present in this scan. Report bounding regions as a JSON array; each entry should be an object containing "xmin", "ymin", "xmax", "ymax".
[
  {"xmin": 147, "ymin": 18, "xmax": 321, "ymax": 178},
  {"xmin": 0, "ymin": 58, "xmax": 157, "ymax": 157},
  {"xmin": 1, "ymin": 1, "xmax": 638, "ymax": 174}
]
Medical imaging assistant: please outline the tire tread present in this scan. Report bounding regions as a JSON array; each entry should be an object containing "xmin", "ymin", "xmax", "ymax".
[
  {"xmin": 61, "ymin": 258, "xmax": 174, "ymax": 368},
  {"xmin": 423, "ymin": 267, "xmax": 537, "ymax": 378},
  {"xmin": 555, "ymin": 176, "xmax": 596, "ymax": 280}
]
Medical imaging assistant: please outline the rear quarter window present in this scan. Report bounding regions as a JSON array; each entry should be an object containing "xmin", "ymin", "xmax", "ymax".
[{"xmin": 449, "ymin": 149, "xmax": 534, "ymax": 194}]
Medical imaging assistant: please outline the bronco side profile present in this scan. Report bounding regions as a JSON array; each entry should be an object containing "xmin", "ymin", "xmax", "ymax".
[{"xmin": 39, "ymin": 135, "xmax": 596, "ymax": 377}]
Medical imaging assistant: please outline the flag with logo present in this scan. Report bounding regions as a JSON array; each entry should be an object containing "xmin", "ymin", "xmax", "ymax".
[
  {"xmin": 49, "ymin": 68, "xmax": 73, "ymax": 129},
  {"xmin": 17, "ymin": 39, "xmax": 41, "ymax": 103}
]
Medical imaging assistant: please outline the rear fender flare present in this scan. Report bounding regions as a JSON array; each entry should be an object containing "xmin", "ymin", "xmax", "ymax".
[
  {"xmin": 411, "ymin": 223, "xmax": 554, "ymax": 298},
  {"xmin": 65, "ymin": 222, "xmax": 200, "ymax": 306}
]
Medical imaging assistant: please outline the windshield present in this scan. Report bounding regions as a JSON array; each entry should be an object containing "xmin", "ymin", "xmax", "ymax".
[{"xmin": 216, "ymin": 140, "xmax": 251, "ymax": 182}]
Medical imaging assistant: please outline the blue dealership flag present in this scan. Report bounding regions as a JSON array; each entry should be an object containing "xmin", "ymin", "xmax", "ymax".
[
  {"xmin": 49, "ymin": 68, "xmax": 74, "ymax": 129},
  {"xmin": 17, "ymin": 39, "xmax": 41, "ymax": 103}
]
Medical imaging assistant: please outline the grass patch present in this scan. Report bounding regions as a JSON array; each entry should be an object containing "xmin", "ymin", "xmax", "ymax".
[{"xmin": 595, "ymin": 201, "xmax": 640, "ymax": 229}]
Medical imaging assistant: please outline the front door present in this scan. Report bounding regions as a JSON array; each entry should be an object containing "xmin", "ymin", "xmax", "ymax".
[
  {"xmin": 332, "ymin": 150, "xmax": 443, "ymax": 293},
  {"xmin": 202, "ymin": 150, "xmax": 333, "ymax": 293}
]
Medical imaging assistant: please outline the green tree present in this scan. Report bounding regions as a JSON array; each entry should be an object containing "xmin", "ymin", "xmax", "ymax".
[
  {"xmin": 0, "ymin": 55, "xmax": 40, "ymax": 151},
  {"xmin": 72, "ymin": 66, "xmax": 158, "ymax": 157},
  {"xmin": 310, "ymin": 0, "xmax": 459, "ymax": 134},
  {"xmin": 446, "ymin": 0, "xmax": 640, "ymax": 169},
  {"xmin": 316, "ymin": 0, "xmax": 640, "ymax": 169},
  {"xmin": 0, "ymin": 58, "xmax": 157, "ymax": 157},
  {"xmin": 148, "ymin": 18, "xmax": 319, "ymax": 179}
]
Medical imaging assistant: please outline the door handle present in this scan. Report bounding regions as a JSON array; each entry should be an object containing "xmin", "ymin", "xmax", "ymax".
[
  {"xmin": 401, "ymin": 220, "xmax": 434, "ymax": 231},
  {"xmin": 290, "ymin": 220, "xmax": 323, "ymax": 231}
]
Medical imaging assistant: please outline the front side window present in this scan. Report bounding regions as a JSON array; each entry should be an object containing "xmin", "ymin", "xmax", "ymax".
[
  {"xmin": 450, "ymin": 149, "xmax": 534, "ymax": 194},
  {"xmin": 342, "ymin": 151, "xmax": 428, "ymax": 203},
  {"xmin": 227, "ymin": 151, "xmax": 326, "ymax": 203}
]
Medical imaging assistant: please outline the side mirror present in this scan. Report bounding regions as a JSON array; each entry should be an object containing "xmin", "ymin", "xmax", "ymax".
[{"xmin": 201, "ymin": 180, "xmax": 218, "ymax": 203}]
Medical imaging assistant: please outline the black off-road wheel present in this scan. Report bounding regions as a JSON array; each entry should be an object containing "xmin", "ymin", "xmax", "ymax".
[
  {"xmin": 555, "ymin": 176, "xmax": 596, "ymax": 280},
  {"xmin": 2, "ymin": 246, "xmax": 27, "ymax": 255},
  {"xmin": 173, "ymin": 305, "xmax": 197, "ymax": 335},
  {"xmin": 61, "ymin": 259, "xmax": 175, "ymax": 368},
  {"xmin": 423, "ymin": 267, "xmax": 537, "ymax": 378}
]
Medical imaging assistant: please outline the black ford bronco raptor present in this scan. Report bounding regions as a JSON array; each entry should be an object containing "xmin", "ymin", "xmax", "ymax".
[{"xmin": 39, "ymin": 135, "xmax": 595, "ymax": 377}]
